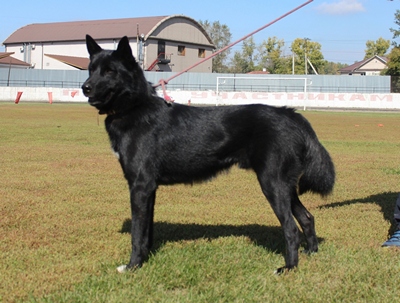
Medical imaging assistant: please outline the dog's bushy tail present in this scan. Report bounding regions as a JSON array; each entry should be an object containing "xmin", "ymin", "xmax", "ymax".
[{"xmin": 298, "ymin": 122, "xmax": 335, "ymax": 197}]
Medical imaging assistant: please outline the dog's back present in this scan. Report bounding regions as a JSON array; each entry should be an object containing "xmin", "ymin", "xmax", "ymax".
[{"xmin": 113, "ymin": 100, "xmax": 334, "ymax": 196}]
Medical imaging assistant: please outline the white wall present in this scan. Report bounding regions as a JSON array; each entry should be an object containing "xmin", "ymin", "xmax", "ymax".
[
  {"xmin": 0, "ymin": 87, "xmax": 84, "ymax": 102},
  {"xmin": 1, "ymin": 87, "xmax": 400, "ymax": 110},
  {"xmin": 171, "ymin": 91, "xmax": 400, "ymax": 110},
  {"xmin": 6, "ymin": 40, "xmax": 138, "ymax": 70}
]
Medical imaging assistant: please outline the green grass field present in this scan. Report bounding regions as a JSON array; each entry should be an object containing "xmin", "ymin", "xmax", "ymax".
[{"xmin": 1, "ymin": 102, "xmax": 399, "ymax": 302}]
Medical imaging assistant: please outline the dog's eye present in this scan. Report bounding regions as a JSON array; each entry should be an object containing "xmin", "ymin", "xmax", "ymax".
[{"xmin": 103, "ymin": 68, "xmax": 115, "ymax": 75}]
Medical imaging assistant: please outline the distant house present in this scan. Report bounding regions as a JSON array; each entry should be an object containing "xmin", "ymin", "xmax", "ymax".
[
  {"xmin": 2, "ymin": 15, "xmax": 215, "ymax": 72},
  {"xmin": 0, "ymin": 52, "xmax": 31, "ymax": 69},
  {"xmin": 339, "ymin": 55, "xmax": 388, "ymax": 76}
]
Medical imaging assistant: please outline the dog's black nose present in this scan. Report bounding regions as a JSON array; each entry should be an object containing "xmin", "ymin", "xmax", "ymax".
[{"xmin": 82, "ymin": 83, "xmax": 92, "ymax": 95}]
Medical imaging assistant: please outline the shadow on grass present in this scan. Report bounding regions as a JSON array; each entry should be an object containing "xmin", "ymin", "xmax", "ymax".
[
  {"xmin": 319, "ymin": 191, "xmax": 399, "ymax": 236},
  {"xmin": 120, "ymin": 219, "xmax": 325, "ymax": 256}
]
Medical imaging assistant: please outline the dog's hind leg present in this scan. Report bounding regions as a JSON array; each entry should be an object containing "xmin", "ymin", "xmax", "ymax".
[
  {"xmin": 257, "ymin": 173, "xmax": 301, "ymax": 274},
  {"xmin": 118, "ymin": 183, "xmax": 156, "ymax": 273},
  {"xmin": 291, "ymin": 192, "xmax": 318, "ymax": 254}
]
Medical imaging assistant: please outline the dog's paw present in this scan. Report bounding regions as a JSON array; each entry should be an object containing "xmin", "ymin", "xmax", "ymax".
[
  {"xmin": 274, "ymin": 266, "xmax": 296, "ymax": 275},
  {"xmin": 274, "ymin": 267, "xmax": 286, "ymax": 275},
  {"xmin": 117, "ymin": 265, "xmax": 128, "ymax": 273}
]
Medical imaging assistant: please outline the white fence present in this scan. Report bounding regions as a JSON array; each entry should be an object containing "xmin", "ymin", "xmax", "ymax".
[{"xmin": 1, "ymin": 87, "xmax": 400, "ymax": 110}]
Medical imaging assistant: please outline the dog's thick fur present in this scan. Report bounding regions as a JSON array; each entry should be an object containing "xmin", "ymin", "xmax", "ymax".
[{"xmin": 82, "ymin": 35, "xmax": 335, "ymax": 273}]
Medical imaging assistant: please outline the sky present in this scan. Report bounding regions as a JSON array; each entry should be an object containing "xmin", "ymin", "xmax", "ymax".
[{"xmin": 1, "ymin": 0, "xmax": 400, "ymax": 64}]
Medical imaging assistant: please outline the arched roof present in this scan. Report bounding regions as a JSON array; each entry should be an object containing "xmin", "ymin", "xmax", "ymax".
[{"xmin": 145, "ymin": 15, "xmax": 213, "ymax": 45}]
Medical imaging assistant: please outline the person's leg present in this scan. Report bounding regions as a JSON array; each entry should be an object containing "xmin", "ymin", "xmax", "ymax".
[
  {"xmin": 394, "ymin": 193, "xmax": 400, "ymax": 228},
  {"xmin": 382, "ymin": 193, "xmax": 400, "ymax": 247}
]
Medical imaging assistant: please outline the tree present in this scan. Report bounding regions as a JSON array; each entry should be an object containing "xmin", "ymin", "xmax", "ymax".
[
  {"xmin": 322, "ymin": 61, "xmax": 348, "ymax": 75},
  {"xmin": 256, "ymin": 37, "xmax": 291, "ymax": 74},
  {"xmin": 229, "ymin": 37, "xmax": 257, "ymax": 73},
  {"xmin": 290, "ymin": 38, "xmax": 324, "ymax": 74},
  {"xmin": 384, "ymin": 10, "xmax": 400, "ymax": 92},
  {"xmin": 384, "ymin": 10, "xmax": 400, "ymax": 76},
  {"xmin": 199, "ymin": 20, "xmax": 232, "ymax": 73},
  {"xmin": 382, "ymin": 47, "xmax": 400, "ymax": 92},
  {"xmin": 382, "ymin": 47, "xmax": 400, "ymax": 75},
  {"xmin": 364, "ymin": 37, "xmax": 390, "ymax": 58},
  {"xmin": 390, "ymin": 10, "xmax": 400, "ymax": 46}
]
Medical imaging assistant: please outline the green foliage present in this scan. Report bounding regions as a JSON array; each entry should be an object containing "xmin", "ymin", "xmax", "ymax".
[
  {"xmin": 229, "ymin": 37, "xmax": 257, "ymax": 73},
  {"xmin": 257, "ymin": 36, "xmax": 291, "ymax": 74},
  {"xmin": 291, "ymin": 38, "xmax": 325, "ymax": 75},
  {"xmin": 199, "ymin": 12, "xmax": 400, "ymax": 75},
  {"xmin": 198, "ymin": 19, "xmax": 348, "ymax": 75},
  {"xmin": 390, "ymin": 9, "xmax": 400, "ymax": 47},
  {"xmin": 1, "ymin": 104, "xmax": 400, "ymax": 302},
  {"xmin": 382, "ymin": 10, "xmax": 400, "ymax": 92},
  {"xmin": 198, "ymin": 20, "xmax": 232, "ymax": 73},
  {"xmin": 380, "ymin": 10, "xmax": 400, "ymax": 93},
  {"xmin": 382, "ymin": 47, "xmax": 400, "ymax": 92},
  {"xmin": 227, "ymin": 37, "xmax": 327, "ymax": 75},
  {"xmin": 382, "ymin": 47, "xmax": 400, "ymax": 76},
  {"xmin": 364, "ymin": 38, "xmax": 390, "ymax": 59},
  {"xmin": 322, "ymin": 61, "xmax": 349, "ymax": 75}
]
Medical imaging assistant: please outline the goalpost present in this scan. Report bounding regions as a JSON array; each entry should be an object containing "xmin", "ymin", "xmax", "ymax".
[{"xmin": 216, "ymin": 76, "xmax": 310, "ymax": 110}]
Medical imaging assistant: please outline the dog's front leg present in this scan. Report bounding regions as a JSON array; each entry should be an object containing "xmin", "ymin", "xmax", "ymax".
[{"xmin": 117, "ymin": 185, "xmax": 156, "ymax": 273}]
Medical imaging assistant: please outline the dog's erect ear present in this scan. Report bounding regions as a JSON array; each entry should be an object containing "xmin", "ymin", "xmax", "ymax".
[
  {"xmin": 86, "ymin": 35, "xmax": 102, "ymax": 56},
  {"xmin": 115, "ymin": 36, "xmax": 136, "ymax": 62}
]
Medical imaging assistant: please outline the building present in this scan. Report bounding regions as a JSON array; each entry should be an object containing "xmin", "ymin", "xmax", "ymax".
[
  {"xmin": 2, "ymin": 15, "xmax": 215, "ymax": 72},
  {"xmin": 339, "ymin": 55, "xmax": 388, "ymax": 76}
]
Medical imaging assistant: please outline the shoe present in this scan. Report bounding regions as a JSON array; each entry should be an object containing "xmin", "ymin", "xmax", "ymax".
[{"xmin": 382, "ymin": 230, "xmax": 400, "ymax": 247}]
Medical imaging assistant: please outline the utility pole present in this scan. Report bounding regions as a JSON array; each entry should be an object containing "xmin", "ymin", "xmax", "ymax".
[
  {"xmin": 304, "ymin": 38, "xmax": 310, "ymax": 75},
  {"xmin": 292, "ymin": 50, "xmax": 295, "ymax": 75}
]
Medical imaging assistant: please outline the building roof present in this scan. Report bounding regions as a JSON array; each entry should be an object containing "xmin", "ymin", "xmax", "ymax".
[
  {"xmin": 3, "ymin": 15, "xmax": 213, "ymax": 45},
  {"xmin": 247, "ymin": 70, "xmax": 270, "ymax": 75},
  {"xmin": 339, "ymin": 55, "xmax": 388, "ymax": 73},
  {"xmin": 45, "ymin": 54, "xmax": 89, "ymax": 70},
  {"xmin": 0, "ymin": 52, "xmax": 31, "ymax": 67},
  {"xmin": 0, "ymin": 52, "xmax": 14, "ymax": 60}
]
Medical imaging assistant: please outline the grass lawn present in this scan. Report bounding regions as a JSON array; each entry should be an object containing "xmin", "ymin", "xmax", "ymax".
[{"xmin": 0, "ymin": 102, "xmax": 399, "ymax": 302}]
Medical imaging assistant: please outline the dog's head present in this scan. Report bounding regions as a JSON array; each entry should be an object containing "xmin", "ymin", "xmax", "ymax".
[{"xmin": 82, "ymin": 35, "xmax": 148, "ymax": 114}]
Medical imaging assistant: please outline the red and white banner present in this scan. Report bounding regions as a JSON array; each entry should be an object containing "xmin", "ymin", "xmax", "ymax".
[{"xmin": 1, "ymin": 87, "xmax": 400, "ymax": 110}]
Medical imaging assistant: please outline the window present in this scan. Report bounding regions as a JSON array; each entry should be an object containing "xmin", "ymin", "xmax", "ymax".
[
  {"xmin": 198, "ymin": 48, "xmax": 205, "ymax": 58},
  {"xmin": 157, "ymin": 41, "xmax": 165, "ymax": 59},
  {"xmin": 178, "ymin": 45, "xmax": 186, "ymax": 56}
]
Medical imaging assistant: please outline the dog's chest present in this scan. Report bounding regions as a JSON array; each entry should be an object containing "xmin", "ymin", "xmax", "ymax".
[
  {"xmin": 111, "ymin": 146, "xmax": 120, "ymax": 160},
  {"xmin": 108, "ymin": 134, "xmax": 122, "ymax": 161},
  {"xmin": 106, "ymin": 118, "xmax": 124, "ymax": 161}
]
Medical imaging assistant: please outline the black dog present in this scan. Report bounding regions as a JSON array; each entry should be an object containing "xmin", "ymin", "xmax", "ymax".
[{"xmin": 82, "ymin": 35, "xmax": 335, "ymax": 274}]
